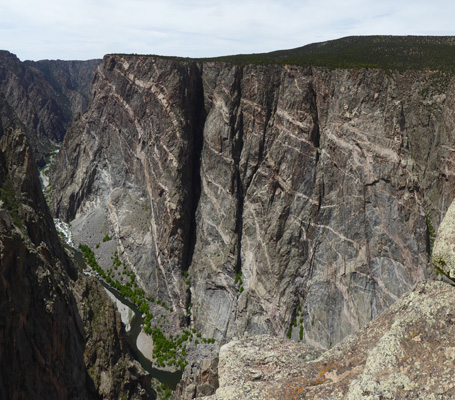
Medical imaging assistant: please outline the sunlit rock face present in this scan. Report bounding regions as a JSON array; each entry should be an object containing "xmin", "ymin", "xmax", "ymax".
[{"xmin": 52, "ymin": 54, "xmax": 455, "ymax": 349}]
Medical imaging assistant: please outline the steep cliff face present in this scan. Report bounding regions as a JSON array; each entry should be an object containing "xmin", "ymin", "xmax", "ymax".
[
  {"xmin": 52, "ymin": 56, "xmax": 204, "ymax": 314},
  {"xmin": 25, "ymin": 58, "xmax": 101, "ymax": 117},
  {"xmin": 0, "ymin": 50, "xmax": 100, "ymax": 164},
  {"xmin": 0, "ymin": 129, "xmax": 90, "ymax": 400},
  {"xmin": 51, "ymin": 55, "xmax": 455, "ymax": 349},
  {"xmin": 0, "ymin": 125, "xmax": 154, "ymax": 397}
]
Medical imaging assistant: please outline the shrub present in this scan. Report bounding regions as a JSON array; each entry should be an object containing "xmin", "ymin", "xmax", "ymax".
[{"xmin": 0, "ymin": 178, "xmax": 23, "ymax": 228}]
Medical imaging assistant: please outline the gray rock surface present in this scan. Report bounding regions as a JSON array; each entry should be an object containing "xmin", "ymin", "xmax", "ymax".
[
  {"xmin": 176, "ymin": 353, "xmax": 220, "ymax": 400},
  {"xmin": 51, "ymin": 55, "xmax": 455, "ymax": 352},
  {"xmin": 202, "ymin": 280, "xmax": 455, "ymax": 399},
  {"xmin": 52, "ymin": 56, "xmax": 203, "ymax": 314},
  {"xmin": 433, "ymin": 198, "xmax": 455, "ymax": 278}
]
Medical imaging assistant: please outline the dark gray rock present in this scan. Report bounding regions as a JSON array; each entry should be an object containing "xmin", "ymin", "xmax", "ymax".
[
  {"xmin": 0, "ymin": 126, "xmax": 154, "ymax": 399},
  {"xmin": 0, "ymin": 50, "xmax": 100, "ymax": 164},
  {"xmin": 51, "ymin": 56, "xmax": 455, "ymax": 354},
  {"xmin": 176, "ymin": 355, "xmax": 219, "ymax": 400},
  {"xmin": 52, "ymin": 56, "xmax": 203, "ymax": 314}
]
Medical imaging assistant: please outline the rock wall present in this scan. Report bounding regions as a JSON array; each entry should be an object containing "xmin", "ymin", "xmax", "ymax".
[
  {"xmin": 0, "ymin": 124, "xmax": 154, "ymax": 397},
  {"xmin": 51, "ymin": 55, "xmax": 455, "ymax": 349},
  {"xmin": 0, "ymin": 50, "xmax": 100, "ymax": 164}
]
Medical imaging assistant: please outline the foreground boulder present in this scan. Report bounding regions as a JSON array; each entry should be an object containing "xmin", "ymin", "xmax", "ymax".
[{"xmin": 203, "ymin": 280, "xmax": 455, "ymax": 399}]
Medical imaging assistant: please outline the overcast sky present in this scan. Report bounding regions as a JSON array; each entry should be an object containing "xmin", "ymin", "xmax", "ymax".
[{"xmin": 1, "ymin": 0, "xmax": 454, "ymax": 61}]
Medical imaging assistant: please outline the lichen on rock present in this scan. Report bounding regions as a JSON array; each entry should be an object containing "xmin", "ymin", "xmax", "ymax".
[
  {"xmin": 202, "ymin": 280, "xmax": 455, "ymax": 399},
  {"xmin": 433, "ymin": 199, "xmax": 455, "ymax": 280}
]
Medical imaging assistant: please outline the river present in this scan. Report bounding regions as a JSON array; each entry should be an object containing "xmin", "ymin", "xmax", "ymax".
[
  {"xmin": 98, "ymin": 277, "xmax": 183, "ymax": 389},
  {"xmin": 72, "ymin": 241, "xmax": 183, "ymax": 389}
]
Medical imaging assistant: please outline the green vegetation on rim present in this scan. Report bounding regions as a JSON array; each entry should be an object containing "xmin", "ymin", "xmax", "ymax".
[
  {"xmin": 0, "ymin": 177, "xmax": 23, "ymax": 228},
  {"xmin": 111, "ymin": 36, "xmax": 455, "ymax": 71}
]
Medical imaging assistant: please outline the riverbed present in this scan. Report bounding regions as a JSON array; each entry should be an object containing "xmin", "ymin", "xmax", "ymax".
[{"xmin": 98, "ymin": 278, "xmax": 183, "ymax": 389}]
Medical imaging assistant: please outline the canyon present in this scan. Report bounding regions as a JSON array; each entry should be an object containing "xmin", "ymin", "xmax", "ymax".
[
  {"xmin": 0, "ymin": 50, "xmax": 100, "ymax": 165},
  {"xmin": 3, "ymin": 36, "xmax": 455, "ymax": 399},
  {"xmin": 52, "ymin": 53, "xmax": 453, "ymax": 351}
]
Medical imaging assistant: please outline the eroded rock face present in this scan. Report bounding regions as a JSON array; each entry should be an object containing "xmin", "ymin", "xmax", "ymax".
[
  {"xmin": 0, "ymin": 129, "xmax": 90, "ymax": 399},
  {"xmin": 73, "ymin": 276, "xmax": 154, "ymax": 400},
  {"xmin": 51, "ymin": 56, "xmax": 455, "ymax": 350},
  {"xmin": 176, "ymin": 355, "xmax": 220, "ymax": 399},
  {"xmin": 202, "ymin": 280, "xmax": 455, "ymax": 400},
  {"xmin": 52, "ymin": 56, "xmax": 203, "ymax": 313},
  {"xmin": 0, "ymin": 127, "xmax": 154, "ymax": 399},
  {"xmin": 25, "ymin": 58, "xmax": 101, "ymax": 118},
  {"xmin": 0, "ymin": 50, "xmax": 100, "ymax": 163}
]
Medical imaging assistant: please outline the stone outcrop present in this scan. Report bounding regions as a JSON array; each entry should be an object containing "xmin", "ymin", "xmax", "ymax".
[
  {"xmin": 0, "ymin": 129, "xmax": 90, "ymax": 400},
  {"xmin": 176, "ymin": 355, "xmax": 220, "ymax": 399},
  {"xmin": 202, "ymin": 280, "xmax": 455, "ymax": 399},
  {"xmin": 0, "ymin": 50, "xmax": 100, "ymax": 164},
  {"xmin": 0, "ymin": 123, "xmax": 154, "ymax": 398},
  {"xmin": 51, "ymin": 55, "xmax": 455, "ymax": 353},
  {"xmin": 433, "ymin": 198, "xmax": 455, "ymax": 279},
  {"xmin": 73, "ymin": 276, "xmax": 154, "ymax": 399},
  {"xmin": 25, "ymin": 58, "xmax": 101, "ymax": 118}
]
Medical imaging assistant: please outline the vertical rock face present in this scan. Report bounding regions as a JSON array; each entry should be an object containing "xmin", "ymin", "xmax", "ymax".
[
  {"xmin": 0, "ymin": 123, "xmax": 154, "ymax": 397},
  {"xmin": 0, "ymin": 130, "xmax": 90, "ymax": 400},
  {"xmin": 25, "ymin": 58, "xmax": 101, "ymax": 117},
  {"xmin": 52, "ymin": 56, "xmax": 204, "ymax": 312},
  {"xmin": 190, "ymin": 64, "xmax": 321, "ymax": 339},
  {"xmin": 432, "ymin": 197, "xmax": 455, "ymax": 279},
  {"xmin": 51, "ymin": 55, "xmax": 455, "ymax": 349}
]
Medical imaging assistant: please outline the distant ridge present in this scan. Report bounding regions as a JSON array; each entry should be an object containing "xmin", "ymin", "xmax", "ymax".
[
  {"xmin": 206, "ymin": 36, "xmax": 455, "ymax": 70},
  {"xmin": 115, "ymin": 36, "xmax": 455, "ymax": 71}
]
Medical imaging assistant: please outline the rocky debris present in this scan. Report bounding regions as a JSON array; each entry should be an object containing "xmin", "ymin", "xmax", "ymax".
[
  {"xmin": 202, "ymin": 280, "xmax": 455, "ymax": 399},
  {"xmin": 0, "ymin": 127, "xmax": 155, "ymax": 399},
  {"xmin": 50, "ymin": 55, "xmax": 455, "ymax": 352}
]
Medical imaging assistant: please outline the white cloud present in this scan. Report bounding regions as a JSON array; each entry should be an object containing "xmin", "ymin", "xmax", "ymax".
[{"xmin": 0, "ymin": 0, "xmax": 454, "ymax": 60}]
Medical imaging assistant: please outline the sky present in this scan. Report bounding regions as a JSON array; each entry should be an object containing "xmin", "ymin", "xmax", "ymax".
[{"xmin": 1, "ymin": 0, "xmax": 454, "ymax": 61}]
